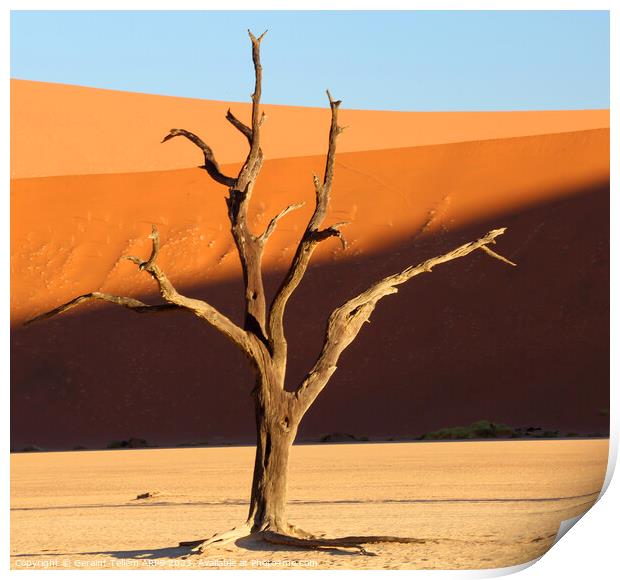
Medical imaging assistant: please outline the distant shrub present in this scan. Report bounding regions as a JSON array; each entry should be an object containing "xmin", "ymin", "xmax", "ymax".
[
  {"xmin": 319, "ymin": 433, "xmax": 369, "ymax": 443},
  {"xmin": 177, "ymin": 441, "xmax": 210, "ymax": 447},
  {"xmin": 106, "ymin": 437, "xmax": 148, "ymax": 449},
  {"xmin": 20, "ymin": 444, "xmax": 43, "ymax": 452},
  {"xmin": 418, "ymin": 422, "xmax": 604, "ymax": 440},
  {"xmin": 420, "ymin": 427, "xmax": 471, "ymax": 440},
  {"xmin": 539, "ymin": 430, "xmax": 560, "ymax": 438},
  {"xmin": 420, "ymin": 420, "xmax": 516, "ymax": 440}
]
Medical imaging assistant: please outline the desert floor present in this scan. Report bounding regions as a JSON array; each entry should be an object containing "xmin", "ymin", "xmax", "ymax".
[{"xmin": 11, "ymin": 439, "xmax": 608, "ymax": 570}]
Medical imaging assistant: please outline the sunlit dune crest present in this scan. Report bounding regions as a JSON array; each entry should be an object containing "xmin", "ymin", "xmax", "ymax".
[{"xmin": 10, "ymin": 79, "xmax": 609, "ymax": 179}]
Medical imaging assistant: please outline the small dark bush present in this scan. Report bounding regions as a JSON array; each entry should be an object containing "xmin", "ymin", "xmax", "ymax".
[
  {"xmin": 319, "ymin": 433, "xmax": 368, "ymax": 443},
  {"xmin": 419, "ymin": 419, "xmax": 516, "ymax": 440},
  {"xmin": 107, "ymin": 437, "xmax": 148, "ymax": 449},
  {"xmin": 20, "ymin": 445, "xmax": 43, "ymax": 452}
]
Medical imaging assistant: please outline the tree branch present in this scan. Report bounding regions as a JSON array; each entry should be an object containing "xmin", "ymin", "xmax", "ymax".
[
  {"xmin": 248, "ymin": 30, "xmax": 267, "ymax": 153},
  {"xmin": 294, "ymin": 228, "xmax": 515, "ymax": 413},
  {"xmin": 24, "ymin": 293, "xmax": 179, "ymax": 326},
  {"xmin": 268, "ymin": 91, "xmax": 345, "ymax": 367},
  {"xmin": 28, "ymin": 226, "xmax": 258, "ymax": 362},
  {"xmin": 162, "ymin": 128, "xmax": 236, "ymax": 187},
  {"xmin": 137, "ymin": 224, "xmax": 160, "ymax": 271},
  {"xmin": 221, "ymin": 30, "xmax": 270, "ymax": 340},
  {"xmin": 259, "ymin": 202, "xmax": 305, "ymax": 243},
  {"xmin": 159, "ymin": 34, "xmax": 270, "ymax": 343},
  {"xmin": 312, "ymin": 221, "xmax": 350, "ymax": 250},
  {"xmin": 226, "ymin": 108, "xmax": 253, "ymax": 144},
  {"xmin": 123, "ymin": 225, "xmax": 256, "ymax": 355},
  {"xmin": 480, "ymin": 244, "xmax": 517, "ymax": 267}
]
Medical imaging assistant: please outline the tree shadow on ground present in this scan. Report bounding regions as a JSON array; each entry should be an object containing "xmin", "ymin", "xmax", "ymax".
[
  {"xmin": 234, "ymin": 534, "xmax": 370, "ymax": 556},
  {"xmin": 13, "ymin": 536, "xmax": 367, "ymax": 560},
  {"xmin": 12, "ymin": 546, "xmax": 193, "ymax": 560}
]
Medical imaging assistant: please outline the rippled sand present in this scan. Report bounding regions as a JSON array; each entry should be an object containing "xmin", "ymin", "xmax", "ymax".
[{"xmin": 10, "ymin": 440, "xmax": 609, "ymax": 570}]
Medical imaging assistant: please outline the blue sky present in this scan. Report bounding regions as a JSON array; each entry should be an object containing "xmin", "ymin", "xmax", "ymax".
[{"xmin": 10, "ymin": 10, "xmax": 609, "ymax": 111}]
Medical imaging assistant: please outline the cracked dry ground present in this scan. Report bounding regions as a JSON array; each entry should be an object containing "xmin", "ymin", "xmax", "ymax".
[{"xmin": 10, "ymin": 440, "xmax": 608, "ymax": 570}]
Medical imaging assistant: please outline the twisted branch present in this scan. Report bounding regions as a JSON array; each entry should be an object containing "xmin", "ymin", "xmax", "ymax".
[
  {"xmin": 24, "ymin": 293, "xmax": 179, "ymax": 326},
  {"xmin": 294, "ymin": 228, "xmax": 516, "ymax": 412},
  {"xmin": 162, "ymin": 129, "xmax": 235, "ymax": 187},
  {"xmin": 226, "ymin": 109, "xmax": 252, "ymax": 143}
]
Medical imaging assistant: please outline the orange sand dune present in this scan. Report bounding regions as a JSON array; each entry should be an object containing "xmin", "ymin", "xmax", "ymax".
[
  {"xmin": 11, "ymin": 179, "xmax": 610, "ymax": 448},
  {"xmin": 11, "ymin": 128, "xmax": 609, "ymax": 325},
  {"xmin": 10, "ymin": 89, "xmax": 609, "ymax": 448},
  {"xmin": 11, "ymin": 79, "xmax": 609, "ymax": 179},
  {"xmin": 11, "ymin": 129, "xmax": 609, "ymax": 325}
]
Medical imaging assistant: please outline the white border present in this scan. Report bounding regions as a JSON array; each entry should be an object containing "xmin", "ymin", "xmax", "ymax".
[{"xmin": 4, "ymin": 3, "xmax": 615, "ymax": 578}]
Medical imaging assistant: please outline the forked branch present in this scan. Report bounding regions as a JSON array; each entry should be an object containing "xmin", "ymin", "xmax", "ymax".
[
  {"xmin": 232, "ymin": 29, "xmax": 268, "ymax": 195},
  {"xmin": 160, "ymin": 31, "xmax": 270, "ymax": 341},
  {"xmin": 27, "ymin": 226, "xmax": 257, "ymax": 362},
  {"xmin": 248, "ymin": 30, "xmax": 267, "ymax": 147},
  {"xmin": 268, "ymin": 91, "xmax": 346, "ymax": 366},
  {"xmin": 295, "ymin": 228, "xmax": 516, "ymax": 411},
  {"xmin": 137, "ymin": 224, "xmax": 160, "ymax": 271},
  {"xmin": 220, "ymin": 30, "xmax": 270, "ymax": 339},
  {"xmin": 124, "ymin": 226, "xmax": 255, "ymax": 355}
]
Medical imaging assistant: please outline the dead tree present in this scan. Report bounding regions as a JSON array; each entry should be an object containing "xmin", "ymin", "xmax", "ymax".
[{"xmin": 27, "ymin": 31, "xmax": 516, "ymax": 555}]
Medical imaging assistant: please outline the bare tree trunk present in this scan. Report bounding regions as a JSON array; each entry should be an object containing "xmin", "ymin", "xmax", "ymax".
[
  {"xmin": 248, "ymin": 409, "xmax": 295, "ymax": 531},
  {"xmin": 247, "ymin": 371, "xmax": 298, "ymax": 533}
]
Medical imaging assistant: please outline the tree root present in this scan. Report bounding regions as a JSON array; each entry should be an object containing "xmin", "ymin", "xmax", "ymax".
[
  {"xmin": 179, "ymin": 523, "xmax": 251, "ymax": 554},
  {"xmin": 281, "ymin": 522, "xmax": 319, "ymax": 540},
  {"xmin": 261, "ymin": 531, "xmax": 376, "ymax": 556},
  {"xmin": 263, "ymin": 531, "xmax": 426, "ymax": 556},
  {"xmin": 180, "ymin": 522, "xmax": 425, "ymax": 557}
]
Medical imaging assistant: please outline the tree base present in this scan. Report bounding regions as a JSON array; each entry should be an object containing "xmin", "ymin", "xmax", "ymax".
[{"xmin": 179, "ymin": 522, "xmax": 426, "ymax": 557}]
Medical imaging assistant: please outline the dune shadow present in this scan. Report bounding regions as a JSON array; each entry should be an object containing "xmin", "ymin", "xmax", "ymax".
[{"xmin": 11, "ymin": 180, "xmax": 610, "ymax": 449}]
